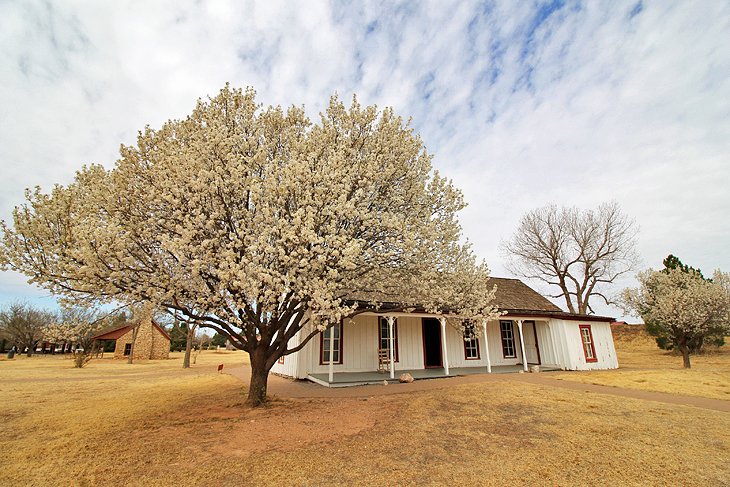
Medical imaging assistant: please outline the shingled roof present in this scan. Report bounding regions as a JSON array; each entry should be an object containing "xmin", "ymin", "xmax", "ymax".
[
  {"xmin": 488, "ymin": 277, "xmax": 562, "ymax": 313},
  {"xmin": 93, "ymin": 324, "xmax": 133, "ymax": 340},
  {"xmin": 344, "ymin": 276, "xmax": 614, "ymax": 321}
]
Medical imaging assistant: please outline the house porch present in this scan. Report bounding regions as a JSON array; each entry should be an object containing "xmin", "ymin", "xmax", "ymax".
[{"xmin": 307, "ymin": 364, "xmax": 563, "ymax": 387}]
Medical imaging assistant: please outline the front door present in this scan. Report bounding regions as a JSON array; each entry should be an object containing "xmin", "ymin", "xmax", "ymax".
[
  {"xmin": 422, "ymin": 318, "xmax": 442, "ymax": 368},
  {"xmin": 522, "ymin": 321, "xmax": 541, "ymax": 365}
]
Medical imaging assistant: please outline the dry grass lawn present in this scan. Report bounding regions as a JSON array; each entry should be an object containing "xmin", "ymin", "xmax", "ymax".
[
  {"xmin": 1, "ymin": 346, "xmax": 729, "ymax": 486},
  {"xmin": 554, "ymin": 325, "xmax": 730, "ymax": 400},
  {"xmin": 0, "ymin": 348, "xmax": 247, "ymax": 380}
]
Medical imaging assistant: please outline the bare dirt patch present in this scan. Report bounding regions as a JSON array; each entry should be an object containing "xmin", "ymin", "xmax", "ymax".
[{"xmin": 168, "ymin": 395, "xmax": 389, "ymax": 458}]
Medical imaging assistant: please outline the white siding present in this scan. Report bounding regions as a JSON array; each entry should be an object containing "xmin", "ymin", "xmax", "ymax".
[
  {"xmin": 270, "ymin": 327, "xmax": 302, "ymax": 379},
  {"xmin": 561, "ymin": 320, "xmax": 618, "ymax": 370},
  {"xmin": 444, "ymin": 322, "xmax": 490, "ymax": 368},
  {"xmin": 270, "ymin": 345, "xmax": 299, "ymax": 378},
  {"xmin": 392, "ymin": 316, "xmax": 426, "ymax": 369},
  {"xmin": 270, "ymin": 311, "xmax": 314, "ymax": 379},
  {"xmin": 546, "ymin": 319, "xmax": 575, "ymax": 368},
  {"xmin": 484, "ymin": 320, "xmax": 522, "ymax": 366},
  {"xmin": 534, "ymin": 321, "xmax": 558, "ymax": 365}
]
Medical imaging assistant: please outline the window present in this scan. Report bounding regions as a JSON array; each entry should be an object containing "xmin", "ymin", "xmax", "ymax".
[
  {"xmin": 500, "ymin": 320, "xmax": 516, "ymax": 358},
  {"xmin": 579, "ymin": 325, "xmax": 597, "ymax": 363},
  {"xmin": 379, "ymin": 317, "xmax": 399, "ymax": 362},
  {"xmin": 319, "ymin": 321, "xmax": 343, "ymax": 365},
  {"xmin": 123, "ymin": 343, "xmax": 132, "ymax": 356},
  {"xmin": 463, "ymin": 322, "xmax": 480, "ymax": 360},
  {"xmin": 277, "ymin": 356, "xmax": 285, "ymax": 365}
]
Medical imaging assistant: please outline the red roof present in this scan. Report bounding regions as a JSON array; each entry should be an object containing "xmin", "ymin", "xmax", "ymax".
[
  {"xmin": 93, "ymin": 320, "xmax": 171, "ymax": 341},
  {"xmin": 93, "ymin": 324, "xmax": 133, "ymax": 340}
]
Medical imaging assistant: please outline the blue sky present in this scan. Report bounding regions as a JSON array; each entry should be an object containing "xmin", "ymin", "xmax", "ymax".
[{"xmin": 1, "ymin": 0, "xmax": 729, "ymax": 320}]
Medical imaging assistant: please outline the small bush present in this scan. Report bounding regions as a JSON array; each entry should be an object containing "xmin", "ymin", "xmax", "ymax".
[{"xmin": 73, "ymin": 353, "xmax": 93, "ymax": 368}]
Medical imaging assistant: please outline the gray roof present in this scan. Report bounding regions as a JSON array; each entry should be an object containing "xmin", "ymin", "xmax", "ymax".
[
  {"xmin": 344, "ymin": 276, "xmax": 614, "ymax": 321},
  {"xmin": 487, "ymin": 277, "xmax": 563, "ymax": 313}
]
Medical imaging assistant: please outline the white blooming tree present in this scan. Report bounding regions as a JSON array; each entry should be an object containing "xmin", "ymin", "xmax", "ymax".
[
  {"xmin": 44, "ymin": 306, "xmax": 108, "ymax": 368},
  {"xmin": 622, "ymin": 267, "xmax": 730, "ymax": 368},
  {"xmin": 0, "ymin": 85, "xmax": 497, "ymax": 406}
]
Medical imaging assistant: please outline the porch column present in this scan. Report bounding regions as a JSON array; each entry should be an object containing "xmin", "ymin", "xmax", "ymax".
[
  {"xmin": 439, "ymin": 317, "xmax": 450, "ymax": 376},
  {"xmin": 328, "ymin": 322, "xmax": 335, "ymax": 383},
  {"xmin": 516, "ymin": 319, "xmax": 528, "ymax": 372},
  {"xmin": 482, "ymin": 319, "xmax": 491, "ymax": 373},
  {"xmin": 387, "ymin": 316, "xmax": 395, "ymax": 379}
]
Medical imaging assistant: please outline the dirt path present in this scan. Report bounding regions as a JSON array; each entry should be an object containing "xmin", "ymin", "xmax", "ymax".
[
  {"xmin": 227, "ymin": 365, "xmax": 730, "ymax": 412},
  {"xmin": 514, "ymin": 373, "xmax": 730, "ymax": 412}
]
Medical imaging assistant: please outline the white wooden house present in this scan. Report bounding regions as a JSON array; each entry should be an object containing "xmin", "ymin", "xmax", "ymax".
[{"xmin": 272, "ymin": 277, "xmax": 618, "ymax": 386}]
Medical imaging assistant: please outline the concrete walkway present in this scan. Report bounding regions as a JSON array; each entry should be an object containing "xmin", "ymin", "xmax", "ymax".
[{"xmin": 227, "ymin": 365, "xmax": 730, "ymax": 412}]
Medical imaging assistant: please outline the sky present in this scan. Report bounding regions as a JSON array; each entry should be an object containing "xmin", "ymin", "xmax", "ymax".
[{"xmin": 0, "ymin": 0, "xmax": 728, "ymax": 321}]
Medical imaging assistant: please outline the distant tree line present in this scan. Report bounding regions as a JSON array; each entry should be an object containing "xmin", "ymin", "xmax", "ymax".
[{"xmin": 0, "ymin": 302, "xmax": 127, "ymax": 367}]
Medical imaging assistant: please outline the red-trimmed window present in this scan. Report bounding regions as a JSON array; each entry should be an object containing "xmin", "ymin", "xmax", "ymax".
[
  {"xmin": 500, "ymin": 320, "xmax": 516, "ymax": 358},
  {"xmin": 463, "ymin": 322, "xmax": 480, "ymax": 360},
  {"xmin": 319, "ymin": 321, "xmax": 343, "ymax": 365},
  {"xmin": 579, "ymin": 325, "xmax": 597, "ymax": 363},
  {"xmin": 277, "ymin": 356, "xmax": 285, "ymax": 365},
  {"xmin": 379, "ymin": 317, "xmax": 399, "ymax": 362}
]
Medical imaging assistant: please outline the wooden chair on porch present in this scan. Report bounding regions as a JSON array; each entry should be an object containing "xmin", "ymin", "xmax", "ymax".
[{"xmin": 378, "ymin": 349, "xmax": 390, "ymax": 373}]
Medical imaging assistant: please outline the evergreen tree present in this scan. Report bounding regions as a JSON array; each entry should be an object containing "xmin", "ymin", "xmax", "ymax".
[{"xmin": 211, "ymin": 333, "xmax": 227, "ymax": 348}]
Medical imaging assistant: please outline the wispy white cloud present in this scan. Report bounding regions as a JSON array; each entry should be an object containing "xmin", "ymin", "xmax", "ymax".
[{"xmin": 1, "ymin": 0, "xmax": 728, "ymax": 318}]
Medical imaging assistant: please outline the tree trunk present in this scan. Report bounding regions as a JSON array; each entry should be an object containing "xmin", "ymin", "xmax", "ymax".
[
  {"xmin": 561, "ymin": 288, "xmax": 576, "ymax": 314},
  {"xmin": 247, "ymin": 350, "xmax": 271, "ymax": 407},
  {"xmin": 680, "ymin": 345, "xmax": 691, "ymax": 369},
  {"xmin": 183, "ymin": 324, "xmax": 194, "ymax": 369}
]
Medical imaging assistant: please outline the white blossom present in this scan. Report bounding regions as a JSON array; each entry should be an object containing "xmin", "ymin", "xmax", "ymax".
[{"xmin": 622, "ymin": 267, "xmax": 730, "ymax": 367}]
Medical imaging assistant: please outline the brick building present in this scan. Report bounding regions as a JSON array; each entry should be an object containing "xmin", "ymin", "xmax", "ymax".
[{"xmin": 94, "ymin": 317, "xmax": 170, "ymax": 360}]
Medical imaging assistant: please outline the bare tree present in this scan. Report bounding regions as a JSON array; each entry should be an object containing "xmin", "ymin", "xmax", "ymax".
[
  {"xmin": 191, "ymin": 331, "xmax": 212, "ymax": 365},
  {"xmin": 163, "ymin": 309, "xmax": 201, "ymax": 368},
  {"xmin": 502, "ymin": 202, "xmax": 638, "ymax": 314},
  {"xmin": 0, "ymin": 303, "xmax": 55, "ymax": 356}
]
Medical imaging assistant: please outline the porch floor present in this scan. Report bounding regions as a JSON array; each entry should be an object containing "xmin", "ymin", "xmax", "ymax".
[{"xmin": 307, "ymin": 364, "xmax": 563, "ymax": 387}]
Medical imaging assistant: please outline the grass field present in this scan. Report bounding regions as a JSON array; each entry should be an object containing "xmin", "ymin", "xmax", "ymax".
[
  {"xmin": 554, "ymin": 325, "xmax": 730, "ymax": 400},
  {"xmin": 1, "ymin": 339, "xmax": 729, "ymax": 486}
]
